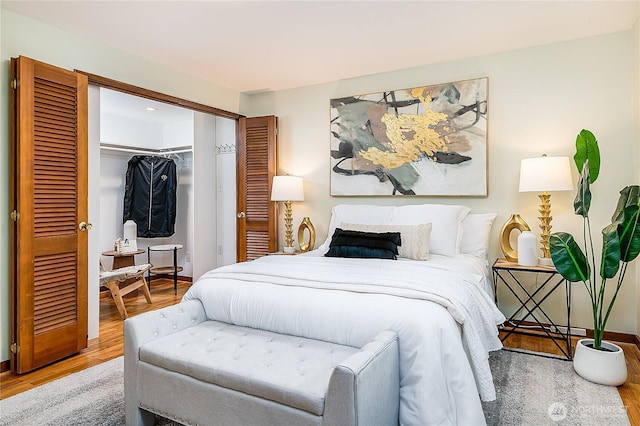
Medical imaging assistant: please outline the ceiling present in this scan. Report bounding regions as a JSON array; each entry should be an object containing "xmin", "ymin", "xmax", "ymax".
[
  {"xmin": 100, "ymin": 88, "xmax": 193, "ymax": 124},
  {"xmin": 3, "ymin": 1, "xmax": 639, "ymax": 94}
]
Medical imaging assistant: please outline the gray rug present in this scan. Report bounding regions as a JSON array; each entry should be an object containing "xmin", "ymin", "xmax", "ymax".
[
  {"xmin": 482, "ymin": 349, "xmax": 630, "ymax": 425},
  {"xmin": 0, "ymin": 350, "xmax": 630, "ymax": 425}
]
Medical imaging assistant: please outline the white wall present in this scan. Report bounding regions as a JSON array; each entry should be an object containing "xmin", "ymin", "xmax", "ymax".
[
  {"xmin": 192, "ymin": 113, "xmax": 217, "ymax": 280},
  {"xmin": 164, "ymin": 120, "xmax": 194, "ymax": 149},
  {"xmin": 87, "ymin": 86, "xmax": 101, "ymax": 339},
  {"xmin": 633, "ymin": 19, "xmax": 640, "ymax": 338},
  {"xmin": 100, "ymin": 113, "xmax": 163, "ymax": 149},
  {"xmin": 101, "ymin": 113, "xmax": 194, "ymax": 151},
  {"xmin": 215, "ymin": 117, "xmax": 238, "ymax": 267},
  {"xmin": 192, "ymin": 114, "xmax": 237, "ymax": 280},
  {"xmin": 0, "ymin": 9, "xmax": 243, "ymax": 362},
  {"xmin": 250, "ymin": 31, "xmax": 639, "ymax": 335}
]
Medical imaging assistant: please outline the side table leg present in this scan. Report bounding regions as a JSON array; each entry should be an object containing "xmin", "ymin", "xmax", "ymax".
[{"xmin": 173, "ymin": 247, "xmax": 178, "ymax": 295}]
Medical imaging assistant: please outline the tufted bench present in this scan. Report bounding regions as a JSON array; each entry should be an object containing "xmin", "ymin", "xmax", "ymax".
[{"xmin": 124, "ymin": 299, "xmax": 400, "ymax": 426}]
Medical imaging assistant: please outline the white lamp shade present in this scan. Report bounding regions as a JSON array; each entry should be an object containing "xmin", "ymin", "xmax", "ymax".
[
  {"xmin": 271, "ymin": 176, "xmax": 304, "ymax": 201},
  {"xmin": 519, "ymin": 156, "xmax": 574, "ymax": 192}
]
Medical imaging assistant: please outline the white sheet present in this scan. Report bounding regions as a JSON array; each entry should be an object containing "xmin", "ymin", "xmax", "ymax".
[{"xmin": 184, "ymin": 252, "xmax": 505, "ymax": 425}]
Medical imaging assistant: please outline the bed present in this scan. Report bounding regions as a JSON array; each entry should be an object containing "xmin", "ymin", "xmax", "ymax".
[{"xmin": 183, "ymin": 204, "xmax": 506, "ymax": 425}]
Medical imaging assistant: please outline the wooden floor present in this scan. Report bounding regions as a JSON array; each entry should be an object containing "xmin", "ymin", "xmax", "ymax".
[
  {"xmin": 0, "ymin": 278, "xmax": 189, "ymax": 399},
  {"xmin": 1, "ymin": 279, "xmax": 638, "ymax": 425}
]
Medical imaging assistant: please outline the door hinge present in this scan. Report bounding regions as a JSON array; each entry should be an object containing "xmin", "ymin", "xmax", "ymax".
[
  {"xmin": 10, "ymin": 342, "xmax": 19, "ymax": 354},
  {"xmin": 10, "ymin": 78, "xmax": 17, "ymax": 90},
  {"xmin": 10, "ymin": 210, "xmax": 19, "ymax": 222}
]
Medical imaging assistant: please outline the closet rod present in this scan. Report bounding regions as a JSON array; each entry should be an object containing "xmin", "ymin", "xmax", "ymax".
[{"xmin": 100, "ymin": 143, "xmax": 192, "ymax": 155}]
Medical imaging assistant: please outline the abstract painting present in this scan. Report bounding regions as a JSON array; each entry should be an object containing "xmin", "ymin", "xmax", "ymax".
[{"xmin": 330, "ymin": 77, "xmax": 488, "ymax": 196}]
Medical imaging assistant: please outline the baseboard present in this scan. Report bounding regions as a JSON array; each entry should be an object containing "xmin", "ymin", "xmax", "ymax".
[
  {"xmin": 148, "ymin": 274, "xmax": 192, "ymax": 282},
  {"xmin": 598, "ymin": 329, "xmax": 637, "ymax": 344},
  {"xmin": 504, "ymin": 319, "xmax": 638, "ymax": 344},
  {"xmin": 1, "ymin": 359, "xmax": 10, "ymax": 373}
]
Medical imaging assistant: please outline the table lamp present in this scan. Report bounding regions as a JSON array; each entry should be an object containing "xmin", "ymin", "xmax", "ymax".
[
  {"xmin": 519, "ymin": 155, "xmax": 574, "ymax": 265},
  {"xmin": 271, "ymin": 176, "xmax": 304, "ymax": 254}
]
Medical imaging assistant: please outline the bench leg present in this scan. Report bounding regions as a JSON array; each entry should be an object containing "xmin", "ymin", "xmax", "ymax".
[
  {"xmin": 105, "ymin": 281, "xmax": 128, "ymax": 319},
  {"xmin": 140, "ymin": 277, "xmax": 153, "ymax": 305}
]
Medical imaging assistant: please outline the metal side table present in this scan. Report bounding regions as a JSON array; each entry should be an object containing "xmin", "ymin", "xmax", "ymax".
[
  {"xmin": 148, "ymin": 244, "xmax": 184, "ymax": 295},
  {"xmin": 492, "ymin": 258, "xmax": 573, "ymax": 360}
]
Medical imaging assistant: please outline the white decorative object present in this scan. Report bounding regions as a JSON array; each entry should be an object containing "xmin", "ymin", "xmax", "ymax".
[
  {"xmin": 122, "ymin": 220, "xmax": 138, "ymax": 253},
  {"xmin": 573, "ymin": 339, "xmax": 627, "ymax": 386},
  {"xmin": 517, "ymin": 231, "xmax": 537, "ymax": 266}
]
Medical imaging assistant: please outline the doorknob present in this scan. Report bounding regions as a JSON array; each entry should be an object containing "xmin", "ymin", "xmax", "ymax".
[
  {"xmin": 237, "ymin": 211, "xmax": 246, "ymax": 219},
  {"xmin": 79, "ymin": 222, "xmax": 93, "ymax": 231}
]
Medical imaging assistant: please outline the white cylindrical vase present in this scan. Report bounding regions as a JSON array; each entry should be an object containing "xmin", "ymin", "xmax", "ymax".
[{"xmin": 517, "ymin": 231, "xmax": 537, "ymax": 266}]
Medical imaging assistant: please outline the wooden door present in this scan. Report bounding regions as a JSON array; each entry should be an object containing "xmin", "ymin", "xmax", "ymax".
[
  {"xmin": 9, "ymin": 56, "xmax": 89, "ymax": 373},
  {"xmin": 236, "ymin": 116, "xmax": 278, "ymax": 261}
]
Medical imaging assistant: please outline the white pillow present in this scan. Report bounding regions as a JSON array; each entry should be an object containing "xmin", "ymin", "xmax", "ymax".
[
  {"xmin": 391, "ymin": 204, "xmax": 470, "ymax": 256},
  {"xmin": 460, "ymin": 213, "xmax": 497, "ymax": 261},
  {"xmin": 319, "ymin": 205, "xmax": 395, "ymax": 252},
  {"xmin": 340, "ymin": 222, "xmax": 432, "ymax": 261}
]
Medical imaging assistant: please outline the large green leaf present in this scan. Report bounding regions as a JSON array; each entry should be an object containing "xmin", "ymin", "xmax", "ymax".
[
  {"xmin": 550, "ymin": 232, "xmax": 590, "ymax": 282},
  {"xmin": 573, "ymin": 162, "xmax": 591, "ymax": 217},
  {"xmin": 573, "ymin": 129, "xmax": 600, "ymax": 183},
  {"xmin": 618, "ymin": 205, "xmax": 640, "ymax": 262},
  {"xmin": 600, "ymin": 223, "xmax": 620, "ymax": 279},
  {"xmin": 612, "ymin": 185, "xmax": 640, "ymax": 223},
  {"xmin": 612, "ymin": 185, "xmax": 640, "ymax": 262}
]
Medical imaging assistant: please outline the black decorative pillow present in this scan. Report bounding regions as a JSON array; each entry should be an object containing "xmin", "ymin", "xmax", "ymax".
[{"xmin": 325, "ymin": 228, "xmax": 401, "ymax": 259}]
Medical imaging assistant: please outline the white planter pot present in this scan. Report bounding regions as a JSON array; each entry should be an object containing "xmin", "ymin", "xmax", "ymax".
[{"xmin": 573, "ymin": 339, "xmax": 627, "ymax": 386}]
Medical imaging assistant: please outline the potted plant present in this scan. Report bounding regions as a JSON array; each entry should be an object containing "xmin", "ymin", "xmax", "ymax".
[{"xmin": 549, "ymin": 129, "xmax": 640, "ymax": 386}]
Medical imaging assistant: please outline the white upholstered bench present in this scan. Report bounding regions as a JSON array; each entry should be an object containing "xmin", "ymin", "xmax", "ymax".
[{"xmin": 124, "ymin": 299, "xmax": 400, "ymax": 426}]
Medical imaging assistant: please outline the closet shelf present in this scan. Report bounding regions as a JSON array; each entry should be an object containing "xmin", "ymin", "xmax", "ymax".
[{"xmin": 100, "ymin": 143, "xmax": 192, "ymax": 155}]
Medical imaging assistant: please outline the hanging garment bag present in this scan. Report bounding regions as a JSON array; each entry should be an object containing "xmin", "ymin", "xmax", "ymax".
[{"xmin": 123, "ymin": 155, "xmax": 177, "ymax": 238}]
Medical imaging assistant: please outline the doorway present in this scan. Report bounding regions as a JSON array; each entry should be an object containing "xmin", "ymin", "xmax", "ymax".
[{"xmin": 87, "ymin": 85, "xmax": 238, "ymax": 339}]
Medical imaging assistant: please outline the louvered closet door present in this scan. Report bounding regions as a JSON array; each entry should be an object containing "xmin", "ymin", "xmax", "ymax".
[
  {"xmin": 10, "ymin": 56, "xmax": 88, "ymax": 373},
  {"xmin": 236, "ymin": 116, "xmax": 278, "ymax": 261}
]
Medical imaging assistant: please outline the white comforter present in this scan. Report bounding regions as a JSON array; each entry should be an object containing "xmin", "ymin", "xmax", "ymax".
[{"xmin": 183, "ymin": 253, "xmax": 505, "ymax": 425}]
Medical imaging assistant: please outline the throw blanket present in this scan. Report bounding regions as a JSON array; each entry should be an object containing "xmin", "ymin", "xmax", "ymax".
[{"xmin": 184, "ymin": 255, "xmax": 505, "ymax": 425}]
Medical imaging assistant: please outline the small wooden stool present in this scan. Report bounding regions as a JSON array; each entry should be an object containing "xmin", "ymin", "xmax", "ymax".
[{"xmin": 99, "ymin": 262, "xmax": 153, "ymax": 319}]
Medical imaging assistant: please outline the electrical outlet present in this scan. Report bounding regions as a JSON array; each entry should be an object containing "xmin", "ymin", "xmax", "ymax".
[
  {"xmin": 218, "ymin": 245, "xmax": 223, "ymax": 255},
  {"xmin": 186, "ymin": 252, "xmax": 191, "ymax": 262}
]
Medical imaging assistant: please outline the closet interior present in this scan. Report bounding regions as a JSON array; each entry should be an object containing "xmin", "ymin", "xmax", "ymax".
[{"xmin": 97, "ymin": 88, "xmax": 237, "ymax": 289}]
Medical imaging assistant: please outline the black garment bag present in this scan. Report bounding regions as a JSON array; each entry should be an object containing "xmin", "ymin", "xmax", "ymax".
[{"xmin": 123, "ymin": 155, "xmax": 177, "ymax": 238}]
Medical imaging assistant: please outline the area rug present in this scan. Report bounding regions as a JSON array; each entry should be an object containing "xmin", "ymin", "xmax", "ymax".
[
  {"xmin": 0, "ymin": 350, "xmax": 630, "ymax": 425},
  {"xmin": 482, "ymin": 349, "xmax": 630, "ymax": 425}
]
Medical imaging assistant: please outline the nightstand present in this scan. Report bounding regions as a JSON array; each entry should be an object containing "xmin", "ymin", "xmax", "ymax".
[
  {"xmin": 492, "ymin": 258, "xmax": 573, "ymax": 360},
  {"xmin": 267, "ymin": 251, "xmax": 301, "ymax": 255}
]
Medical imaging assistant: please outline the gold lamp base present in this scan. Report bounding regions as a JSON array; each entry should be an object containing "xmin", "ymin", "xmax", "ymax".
[
  {"xmin": 537, "ymin": 191, "xmax": 552, "ymax": 259},
  {"xmin": 283, "ymin": 200, "xmax": 294, "ymax": 252}
]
